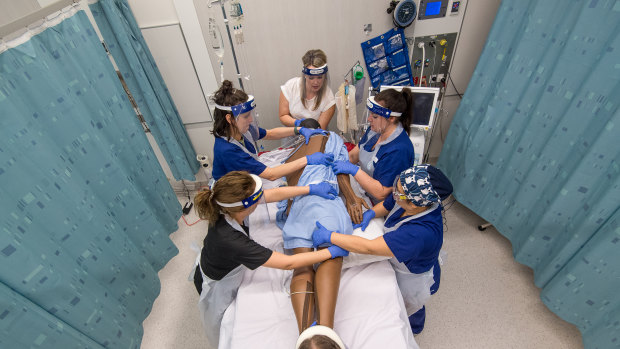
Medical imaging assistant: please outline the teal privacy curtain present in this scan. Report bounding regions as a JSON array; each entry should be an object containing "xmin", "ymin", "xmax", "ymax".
[
  {"xmin": 437, "ymin": 0, "xmax": 619, "ymax": 347},
  {"xmin": 0, "ymin": 9, "xmax": 180, "ymax": 348},
  {"xmin": 89, "ymin": 0, "xmax": 199, "ymax": 181}
]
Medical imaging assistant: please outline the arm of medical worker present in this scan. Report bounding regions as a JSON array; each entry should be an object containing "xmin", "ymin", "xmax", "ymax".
[
  {"xmin": 263, "ymin": 182, "xmax": 337, "ymax": 202},
  {"xmin": 259, "ymin": 152, "xmax": 333, "ymax": 181},
  {"xmin": 262, "ymin": 247, "xmax": 348, "ymax": 270},
  {"xmin": 278, "ymin": 91, "xmax": 298, "ymax": 127},
  {"xmin": 317, "ymin": 105, "xmax": 336, "ymax": 130},
  {"xmin": 263, "ymin": 127, "xmax": 327, "ymax": 145},
  {"xmin": 332, "ymin": 160, "xmax": 392, "ymax": 201},
  {"xmin": 348, "ymin": 145, "xmax": 360, "ymax": 164},
  {"xmin": 313, "ymin": 222, "xmax": 394, "ymax": 257},
  {"xmin": 336, "ymin": 173, "xmax": 369, "ymax": 225}
]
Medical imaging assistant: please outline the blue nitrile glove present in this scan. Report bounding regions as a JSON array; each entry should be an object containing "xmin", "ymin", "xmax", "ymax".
[
  {"xmin": 294, "ymin": 118, "xmax": 305, "ymax": 127},
  {"xmin": 299, "ymin": 127, "xmax": 328, "ymax": 144},
  {"xmin": 306, "ymin": 152, "xmax": 334, "ymax": 166},
  {"xmin": 352, "ymin": 209, "xmax": 376, "ymax": 231},
  {"xmin": 308, "ymin": 182, "xmax": 337, "ymax": 200},
  {"xmin": 328, "ymin": 244, "xmax": 349, "ymax": 259},
  {"xmin": 331, "ymin": 160, "xmax": 359, "ymax": 176},
  {"xmin": 313, "ymin": 221, "xmax": 334, "ymax": 247}
]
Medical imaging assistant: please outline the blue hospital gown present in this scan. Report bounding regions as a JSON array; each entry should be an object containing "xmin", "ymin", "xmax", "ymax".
[{"xmin": 278, "ymin": 132, "xmax": 354, "ymax": 249}]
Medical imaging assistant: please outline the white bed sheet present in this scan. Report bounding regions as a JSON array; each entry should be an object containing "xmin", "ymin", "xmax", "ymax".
[{"xmin": 218, "ymin": 200, "xmax": 418, "ymax": 349}]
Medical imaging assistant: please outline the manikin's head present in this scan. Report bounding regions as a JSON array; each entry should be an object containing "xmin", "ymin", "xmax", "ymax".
[{"xmin": 300, "ymin": 118, "xmax": 321, "ymax": 130}]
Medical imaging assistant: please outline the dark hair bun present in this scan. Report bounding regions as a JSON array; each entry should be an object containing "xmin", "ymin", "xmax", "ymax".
[{"xmin": 212, "ymin": 80, "xmax": 235, "ymax": 105}]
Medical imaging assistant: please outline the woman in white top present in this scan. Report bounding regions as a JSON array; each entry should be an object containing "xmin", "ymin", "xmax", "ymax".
[{"xmin": 279, "ymin": 49, "xmax": 336, "ymax": 131}]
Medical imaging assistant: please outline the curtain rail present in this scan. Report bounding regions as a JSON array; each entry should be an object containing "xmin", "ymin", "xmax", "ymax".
[{"xmin": 0, "ymin": 0, "xmax": 79, "ymax": 38}]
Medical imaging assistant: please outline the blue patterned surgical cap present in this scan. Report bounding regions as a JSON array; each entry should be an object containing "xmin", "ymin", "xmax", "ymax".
[{"xmin": 399, "ymin": 165, "xmax": 452, "ymax": 206}]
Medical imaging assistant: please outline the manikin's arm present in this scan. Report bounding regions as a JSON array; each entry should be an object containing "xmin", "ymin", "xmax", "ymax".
[{"xmin": 337, "ymin": 174, "xmax": 369, "ymax": 225}]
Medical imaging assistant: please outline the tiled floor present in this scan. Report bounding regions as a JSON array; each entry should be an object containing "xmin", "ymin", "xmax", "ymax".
[{"xmin": 141, "ymin": 197, "xmax": 583, "ymax": 349}]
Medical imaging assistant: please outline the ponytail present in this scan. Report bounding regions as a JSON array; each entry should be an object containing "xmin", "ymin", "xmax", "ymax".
[
  {"xmin": 374, "ymin": 88, "xmax": 414, "ymax": 135},
  {"xmin": 399, "ymin": 88, "xmax": 413, "ymax": 135},
  {"xmin": 194, "ymin": 188, "xmax": 220, "ymax": 225}
]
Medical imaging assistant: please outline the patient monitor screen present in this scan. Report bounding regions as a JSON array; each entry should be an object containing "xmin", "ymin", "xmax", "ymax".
[
  {"xmin": 380, "ymin": 85, "xmax": 439, "ymax": 128},
  {"xmin": 411, "ymin": 92, "xmax": 435, "ymax": 127}
]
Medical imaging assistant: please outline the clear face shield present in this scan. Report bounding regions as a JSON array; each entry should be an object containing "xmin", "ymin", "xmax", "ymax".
[
  {"xmin": 215, "ymin": 95, "xmax": 261, "ymax": 142},
  {"xmin": 366, "ymin": 96, "xmax": 402, "ymax": 134},
  {"xmin": 215, "ymin": 174, "xmax": 271, "ymax": 227},
  {"xmin": 392, "ymin": 176, "xmax": 409, "ymax": 203},
  {"xmin": 302, "ymin": 64, "xmax": 328, "ymax": 95}
]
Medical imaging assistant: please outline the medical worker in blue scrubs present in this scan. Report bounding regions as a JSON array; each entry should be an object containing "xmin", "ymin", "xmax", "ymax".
[
  {"xmin": 312, "ymin": 164, "xmax": 453, "ymax": 335},
  {"xmin": 211, "ymin": 80, "xmax": 332, "ymax": 181},
  {"xmin": 331, "ymin": 88, "xmax": 416, "ymax": 205}
]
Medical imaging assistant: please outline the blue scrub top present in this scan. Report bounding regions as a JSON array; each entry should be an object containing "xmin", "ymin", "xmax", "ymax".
[
  {"xmin": 382, "ymin": 194, "xmax": 443, "ymax": 274},
  {"xmin": 212, "ymin": 127, "xmax": 267, "ymax": 180},
  {"xmin": 358, "ymin": 127, "xmax": 415, "ymax": 187}
]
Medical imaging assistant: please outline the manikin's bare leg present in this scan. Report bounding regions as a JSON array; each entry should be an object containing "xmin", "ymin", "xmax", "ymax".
[
  {"xmin": 314, "ymin": 252, "xmax": 343, "ymax": 328},
  {"xmin": 286, "ymin": 133, "xmax": 343, "ymax": 332},
  {"xmin": 291, "ymin": 247, "xmax": 315, "ymax": 333}
]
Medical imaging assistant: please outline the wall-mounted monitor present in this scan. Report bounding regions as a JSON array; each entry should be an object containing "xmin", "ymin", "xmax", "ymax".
[
  {"xmin": 379, "ymin": 85, "xmax": 440, "ymax": 130},
  {"xmin": 418, "ymin": 0, "xmax": 449, "ymax": 20}
]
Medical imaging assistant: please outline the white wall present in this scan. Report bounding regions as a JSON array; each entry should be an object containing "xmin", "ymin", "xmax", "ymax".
[
  {"xmin": 126, "ymin": 0, "xmax": 501, "ymax": 173},
  {"xmin": 127, "ymin": 0, "xmax": 179, "ymax": 27},
  {"xmin": 0, "ymin": 0, "xmax": 40, "ymax": 26}
]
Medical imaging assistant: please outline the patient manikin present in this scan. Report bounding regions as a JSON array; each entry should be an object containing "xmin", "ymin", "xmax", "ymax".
[{"xmin": 278, "ymin": 119, "xmax": 366, "ymax": 345}]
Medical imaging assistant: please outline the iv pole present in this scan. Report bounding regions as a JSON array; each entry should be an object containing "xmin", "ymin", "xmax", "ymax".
[{"xmin": 211, "ymin": 0, "xmax": 244, "ymax": 90}]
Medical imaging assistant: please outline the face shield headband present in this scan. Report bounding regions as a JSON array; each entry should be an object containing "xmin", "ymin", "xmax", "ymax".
[
  {"xmin": 216, "ymin": 174, "xmax": 264, "ymax": 209},
  {"xmin": 366, "ymin": 96, "xmax": 402, "ymax": 119},
  {"xmin": 302, "ymin": 64, "xmax": 328, "ymax": 76},
  {"xmin": 214, "ymin": 95, "xmax": 256, "ymax": 117}
]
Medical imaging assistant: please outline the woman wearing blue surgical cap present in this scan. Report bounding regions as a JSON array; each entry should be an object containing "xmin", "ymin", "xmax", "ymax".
[
  {"xmin": 312, "ymin": 164, "xmax": 453, "ymax": 335},
  {"xmin": 211, "ymin": 80, "xmax": 332, "ymax": 181},
  {"xmin": 331, "ymin": 88, "xmax": 415, "ymax": 205},
  {"xmin": 279, "ymin": 49, "xmax": 336, "ymax": 131}
]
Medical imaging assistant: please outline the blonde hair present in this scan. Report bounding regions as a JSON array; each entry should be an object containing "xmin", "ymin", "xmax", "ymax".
[
  {"xmin": 194, "ymin": 171, "xmax": 255, "ymax": 225},
  {"xmin": 300, "ymin": 49, "xmax": 329, "ymax": 111}
]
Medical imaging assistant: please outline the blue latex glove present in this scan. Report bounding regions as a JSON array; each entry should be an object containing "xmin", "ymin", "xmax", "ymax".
[
  {"xmin": 352, "ymin": 209, "xmax": 376, "ymax": 231},
  {"xmin": 294, "ymin": 118, "xmax": 305, "ymax": 127},
  {"xmin": 313, "ymin": 221, "xmax": 334, "ymax": 247},
  {"xmin": 332, "ymin": 160, "xmax": 359, "ymax": 176},
  {"xmin": 299, "ymin": 127, "xmax": 328, "ymax": 144},
  {"xmin": 328, "ymin": 245, "xmax": 349, "ymax": 259},
  {"xmin": 306, "ymin": 152, "xmax": 334, "ymax": 166},
  {"xmin": 308, "ymin": 182, "xmax": 337, "ymax": 200}
]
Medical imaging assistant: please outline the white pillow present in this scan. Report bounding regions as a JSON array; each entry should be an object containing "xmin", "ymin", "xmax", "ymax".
[{"xmin": 342, "ymin": 217, "xmax": 391, "ymax": 269}]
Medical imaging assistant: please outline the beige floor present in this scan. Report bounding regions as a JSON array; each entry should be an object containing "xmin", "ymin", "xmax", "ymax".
[{"xmin": 141, "ymin": 198, "xmax": 583, "ymax": 349}]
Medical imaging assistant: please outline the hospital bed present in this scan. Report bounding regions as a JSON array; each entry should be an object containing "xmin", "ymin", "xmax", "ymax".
[{"xmin": 217, "ymin": 148, "xmax": 419, "ymax": 349}]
